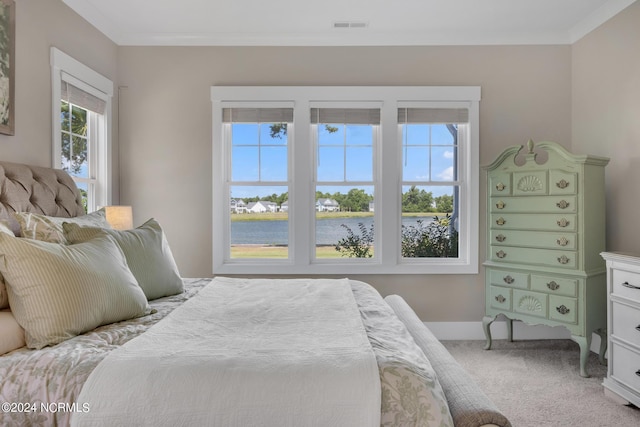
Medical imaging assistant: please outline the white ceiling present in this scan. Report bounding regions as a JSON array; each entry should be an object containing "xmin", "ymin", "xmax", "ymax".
[{"xmin": 63, "ymin": 0, "xmax": 637, "ymax": 46}]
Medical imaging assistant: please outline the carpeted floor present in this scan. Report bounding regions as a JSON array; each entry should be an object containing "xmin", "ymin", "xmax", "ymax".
[{"xmin": 441, "ymin": 339, "xmax": 640, "ymax": 427}]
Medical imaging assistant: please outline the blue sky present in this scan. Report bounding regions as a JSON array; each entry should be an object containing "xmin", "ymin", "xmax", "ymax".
[{"xmin": 230, "ymin": 122, "xmax": 456, "ymax": 200}]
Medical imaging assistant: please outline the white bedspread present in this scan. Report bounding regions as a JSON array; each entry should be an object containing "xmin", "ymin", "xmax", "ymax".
[{"xmin": 71, "ymin": 277, "xmax": 381, "ymax": 427}]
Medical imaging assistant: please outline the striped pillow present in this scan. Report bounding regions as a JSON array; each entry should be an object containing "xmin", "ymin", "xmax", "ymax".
[
  {"xmin": 63, "ymin": 218, "xmax": 183, "ymax": 300},
  {"xmin": 0, "ymin": 232, "xmax": 150, "ymax": 349}
]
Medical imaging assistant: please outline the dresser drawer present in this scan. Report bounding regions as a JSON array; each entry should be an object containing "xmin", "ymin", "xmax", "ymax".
[
  {"xmin": 513, "ymin": 290, "xmax": 548, "ymax": 318},
  {"xmin": 489, "ymin": 196, "xmax": 577, "ymax": 214},
  {"xmin": 490, "ymin": 230, "xmax": 577, "ymax": 250},
  {"xmin": 549, "ymin": 295, "xmax": 578, "ymax": 324},
  {"xmin": 490, "ymin": 246, "xmax": 577, "ymax": 269},
  {"xmin": 531, "ymin": 275, "xmax": 578, "ymax": 297},
  {"xmin": 489, "ymin": 286, "xmax": 512, "ymax": 311},
  {"xmin": 488, "ymin": 269, "xmax": 529, "ymax": 289},
  {"xmin": 611, "ymin": 302, "xmax": 640, "ymax": 347},
  {"xmin": 489, "ymin": 172, "xmax": 511, "ymax": 196},
  {"xmin": 512, "ymin": 171, "xmax": 547, "ymax": 196},
  {"xmin": 610, "ymin": 343, "xmax": 640, "ymax": 393},
  {"xmin": 612, "ymin": 269, "xmax": 640, "ymax": 303},
  {"xmin": 549, "ymin": 170, "xmax": 577, "ymax": 196},
  {"xmin": 491, "ymin": 213, "xmax": 577, "ymax": 232}
]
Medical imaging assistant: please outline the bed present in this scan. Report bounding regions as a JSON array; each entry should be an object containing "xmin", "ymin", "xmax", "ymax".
[{"xmin": 0, "ymin": 161, "xmax": 511, "ymax": 427}]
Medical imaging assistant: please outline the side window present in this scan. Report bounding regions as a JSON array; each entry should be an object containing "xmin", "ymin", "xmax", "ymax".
[{"xmin": 51, "ymin": 48, "xmax": 113, "ymax": 212}]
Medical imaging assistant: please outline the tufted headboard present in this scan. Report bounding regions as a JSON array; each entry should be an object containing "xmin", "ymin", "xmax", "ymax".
[{"xmin": 0, "ymin": 161, "xmax": 85, "ymax": 235}]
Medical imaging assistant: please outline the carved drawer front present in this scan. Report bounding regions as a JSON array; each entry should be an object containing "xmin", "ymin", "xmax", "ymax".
[
  {"xmin": 489, "ymin": 173, "xmax": 511, "ymax": 196},
  {"xmin": 490, "ymin": 213, "xmax": 577, "ymax": 231},
  {"xmin": 610, "ymin": 343, "xmax": 640, "ymax": 392},
  {"xmin": 491, "ymin": 247, "xmax": 577, "ymax": 269},
  {"xmin": 612, "ymin": 269, "xmax": 640, "ymax": 303},
  {"xmin": 611, "ymin": 302, "xmax": 640, "ymax": 347},
  {"xmin": 490, "ymin": 230, "xmax": 577, "ymax": 250},
  {"xmin": 489, "ymin": 196, "xmax": 577, "ymax": 213},
  {"xmin": 530, "ymin": 275, "xmax": 578, "ymax": 297},
  {"xmin": 512, "ymin": 171, "xmax": 547, "ymax": 196},
  {"xmin": 548, "ymin": 295, "xmax": 578, "ymax": 324},
  {"xmin": 489, "ymin": 269, "xmax": 529, "ymax": 289},
  {"xmin": 549, "ymin": 170, "xmax": 577, "ymax": 196},
  {"xmin": 513, "ymin": 290, "xmax": 548, "ymax": 318},
  {"xmin": 490, "ymin": 286, "xmax": 512, "ymax": 311}
]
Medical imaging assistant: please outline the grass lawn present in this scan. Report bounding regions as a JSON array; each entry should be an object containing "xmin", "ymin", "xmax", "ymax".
[{"xmin": 230, "ymin": 245, "xmax": 359, "ymax": 259}]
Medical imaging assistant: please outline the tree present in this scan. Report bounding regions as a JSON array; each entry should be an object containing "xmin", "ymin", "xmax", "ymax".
[
  {"xmin": 402, "ymin": 185, "xmax": 434, "ymax": 213},
  {"xmin": 60, "ymin": 101, "xmax": 89, "ymax": 176},
  {"xmin": 435, "ymin": 194, "xmax": 454, "ymax": 213}
]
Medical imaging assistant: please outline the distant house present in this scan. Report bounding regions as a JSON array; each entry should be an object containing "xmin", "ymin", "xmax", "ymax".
[
  {"xmin": 316, "ymin": 198, "xmax": 340, "ymax": 212},
  {"xmin": 247, "ymin": 201, "xmax": 278, "ymax": 213},
  {"xmin": 280, "ymin": 200, "xmax": 289, "ymax": 212},
  {"xmin": 230, "ymin": 198, "xmax": 247, "ymax": 213},
  {"xmin": 369, "ymin": 201, "xmax": 374, "ymax": 212}
]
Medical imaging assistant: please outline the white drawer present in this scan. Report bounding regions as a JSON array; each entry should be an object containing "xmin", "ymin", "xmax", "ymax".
[
  {"xmin": 612, "ymin": 269, "xmax": 640, "ymax": 303},
  {"xmin": 610, "ymin": 343, "xmax": 640, "ymax": 393},
  {"xmin": 611, "ymin": 302, "xmax": 640, "ymax": 347}
]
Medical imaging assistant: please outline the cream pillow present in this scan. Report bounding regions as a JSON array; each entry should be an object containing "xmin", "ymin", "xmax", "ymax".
[
  {"xmin": 64, "ymin": 218, "xmax": 184, "ymax": 300},
  {"xmin": 0, "ymin": 220, "xmax": 14, "ymax": 309},
  {"xmin": 0, "ymin": 232, "xmax": 150, "ymax": 349},
  {"xmin": 0, "ymin": 310, "xmax": 26, "ymax": 355},
  {"xmin": 13, "ymin": 208, "xmax": 110, "ymax": 244}
]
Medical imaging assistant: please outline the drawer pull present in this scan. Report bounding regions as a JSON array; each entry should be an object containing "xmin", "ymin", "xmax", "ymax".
[
  {"xmin": 556, "ymin": 200, "xmax": 570, "ymax": 209},
  {"xmin": 495, "ymin": 234, "xmax": 506, "ymax": 242},
  {"xmin": 556, "ymin": 305, "xmax": 570, "ymax": 315},
  {"xmin": 547, "ymin": 281, "xmax": 560, "ymax": 291},
  {"xmin": 503, "ymin": 275, "xmax": 515, "ymax": 284},
  {"xmin": 556, "ymin": 237, "xmax": 569, "ymax": 247},
  {"xmin": 636, "ymin": 370, "xmax": 640, "ymax": 378},
  {"xmin": 496, "ymin": 250, "xmax": 507, "ymax": 259},
  {"xmin": 556, "ymin": 179, "xmax": 570, "ymax": 189},
  {"xmin": 496, "ymin": 201, "xmax": 506, "ymax": 209},
  {"xmin": 495, "ymin": 295, "xmax": 506, "ymax": 303},
  {"xmin": 622, "ymin": 281, "xmax": 640, "ymax": 290},
  {"xmin": 557, "ymin": 255, "xmax": 570, "ymax": 265},
  {"xmin": 557, "ymin": 218, "xmax": 570, "ymax": 228},
  {"xmin": 496, "ymin": 183, "xmax": 506, "ymax": 191},
  {"xmin": 635, "ymin": 325, "xmax": 640, "ymax": 332},
  {"xmin": 496, "ymin": 217, "xmax": 506, "ymax": 226}
]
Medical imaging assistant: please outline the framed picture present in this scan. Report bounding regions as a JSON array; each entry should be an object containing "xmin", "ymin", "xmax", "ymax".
[{"xmin": 0, "ymin": 0, "xmax": 15, "ymax": 135}]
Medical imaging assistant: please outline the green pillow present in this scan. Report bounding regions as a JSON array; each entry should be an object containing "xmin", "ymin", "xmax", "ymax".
[
  {"xmin": 13, "ymin": 209, "xmax": 111, "ymax": 244},
  {"xmin": 0, "ymin": 232, "xmax": 150, "ymax": 349},
  {"xmin": 64, "ymin": 218, "xmax": 183, "ymax": 300}
]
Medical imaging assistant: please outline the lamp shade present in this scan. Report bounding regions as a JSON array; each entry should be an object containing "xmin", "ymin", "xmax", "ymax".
[{"xmin": 104, "ymin": 206, "xmax": 133, "ymax": 230}]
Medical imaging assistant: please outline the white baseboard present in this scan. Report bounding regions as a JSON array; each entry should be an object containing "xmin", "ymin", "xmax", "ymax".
[{"xmin": 424, "ymin": 320, "xmax": 603, "ymax": 354}]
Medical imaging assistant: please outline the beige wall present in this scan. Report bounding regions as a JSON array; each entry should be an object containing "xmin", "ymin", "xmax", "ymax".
[
  {"xmin": 572, "ymin": 1, "xmax": 640, "ymax": 255},
  {"xmin": 118, "ymin": 45, "xmax": 572, "ymax": 321},
  {"xmin": 0, "ymin": 0, "xmax": 119, "ymax": 196}
]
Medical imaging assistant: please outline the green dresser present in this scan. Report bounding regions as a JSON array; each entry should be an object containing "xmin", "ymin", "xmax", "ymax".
[{"xmin": 482, "ymin": 140, "xmax": 609, "ymax": 377}]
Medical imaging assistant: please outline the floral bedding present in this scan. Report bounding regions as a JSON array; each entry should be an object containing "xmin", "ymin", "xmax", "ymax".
[{"xmin": 0, "ymin": 278, "xmax": 452, "ymax": 427}]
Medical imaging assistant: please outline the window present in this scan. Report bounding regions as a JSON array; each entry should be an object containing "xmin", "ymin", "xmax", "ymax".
[
  {"xmin": 212, "ymin": 87, "xmax": 480, "ymax": 275},
  {"xmin": 50, "ymin": 47, "xmax": 113, "ymax": 212}
]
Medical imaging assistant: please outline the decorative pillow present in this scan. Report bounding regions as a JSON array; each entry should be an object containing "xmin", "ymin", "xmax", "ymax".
[
  {"xmin": 13, "ymin": 208, "xmax": 111, "ymax": 244},
  {"xmin": 0, "ymin": 310, "xmax": 26, "ymax": 355},
  {"xmin": 0, "ymin": 221, "xmax": 14, "ymax": 309},
  {"xmin": 0, "ymin": 232, "xmax": 150, "ymax": 349},
  {"xmin": 64, "ymin": 218, "xmax": 184, "ymax": 300}
]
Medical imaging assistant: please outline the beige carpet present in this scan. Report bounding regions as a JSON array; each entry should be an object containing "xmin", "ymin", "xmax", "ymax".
[{"xmin": 442, "ymin": 339, "xmax": 640, "ymax": 427}]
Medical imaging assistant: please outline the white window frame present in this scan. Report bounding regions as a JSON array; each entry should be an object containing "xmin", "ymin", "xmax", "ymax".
[
  {"xmin": 212, "ymin": 86, "xmax": 480, "ymax": 275},
  {"xmin": 50, "ymin": 47, "xmax": 113, "ymax": 212}
]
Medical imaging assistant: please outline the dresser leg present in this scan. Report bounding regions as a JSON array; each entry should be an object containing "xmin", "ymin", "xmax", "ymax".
[
  {"xmin": 482, "ymin": 316, "xmax": 495, "ymax": 350},
  {"xmin": 595, "ymin": 328, "xmax": 607, "ymax": 365},
  {"xmin": 571, "ymin": 334, "xmax": 591, "ymax": 378}
]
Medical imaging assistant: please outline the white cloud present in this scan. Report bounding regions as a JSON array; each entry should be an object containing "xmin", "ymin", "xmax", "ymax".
[
  {"xmin": 443, "ymin": 150, "xmax": 454, "ymax": 159},
  {"xmin": 438, "ymin": 166, "xmax": 454, "ymax": 181}
]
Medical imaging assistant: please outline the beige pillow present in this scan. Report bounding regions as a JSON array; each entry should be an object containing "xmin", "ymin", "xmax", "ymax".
[
  {"xmin": 0, "ymin": 232, "xmax": 150, "ymax": 349},
  {"xmin": 0, "ymin": 220, "xmax": 14, "ymax": 309},
  {"xmin": 0, "ymin": 310, "xmax": 26, "ymax": 355},
  {"xmin": 64, "ymin": 218, "xmax": 184, "ymax": 300},
  {"xmin": 13, "ymin": 208, "xmax": 110, "ymax": 244}
]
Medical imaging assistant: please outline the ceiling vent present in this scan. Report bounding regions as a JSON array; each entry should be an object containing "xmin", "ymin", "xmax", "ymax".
[{"xmin": 333, "ymin": 21, "xmax": 368, "ymax": 29}]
